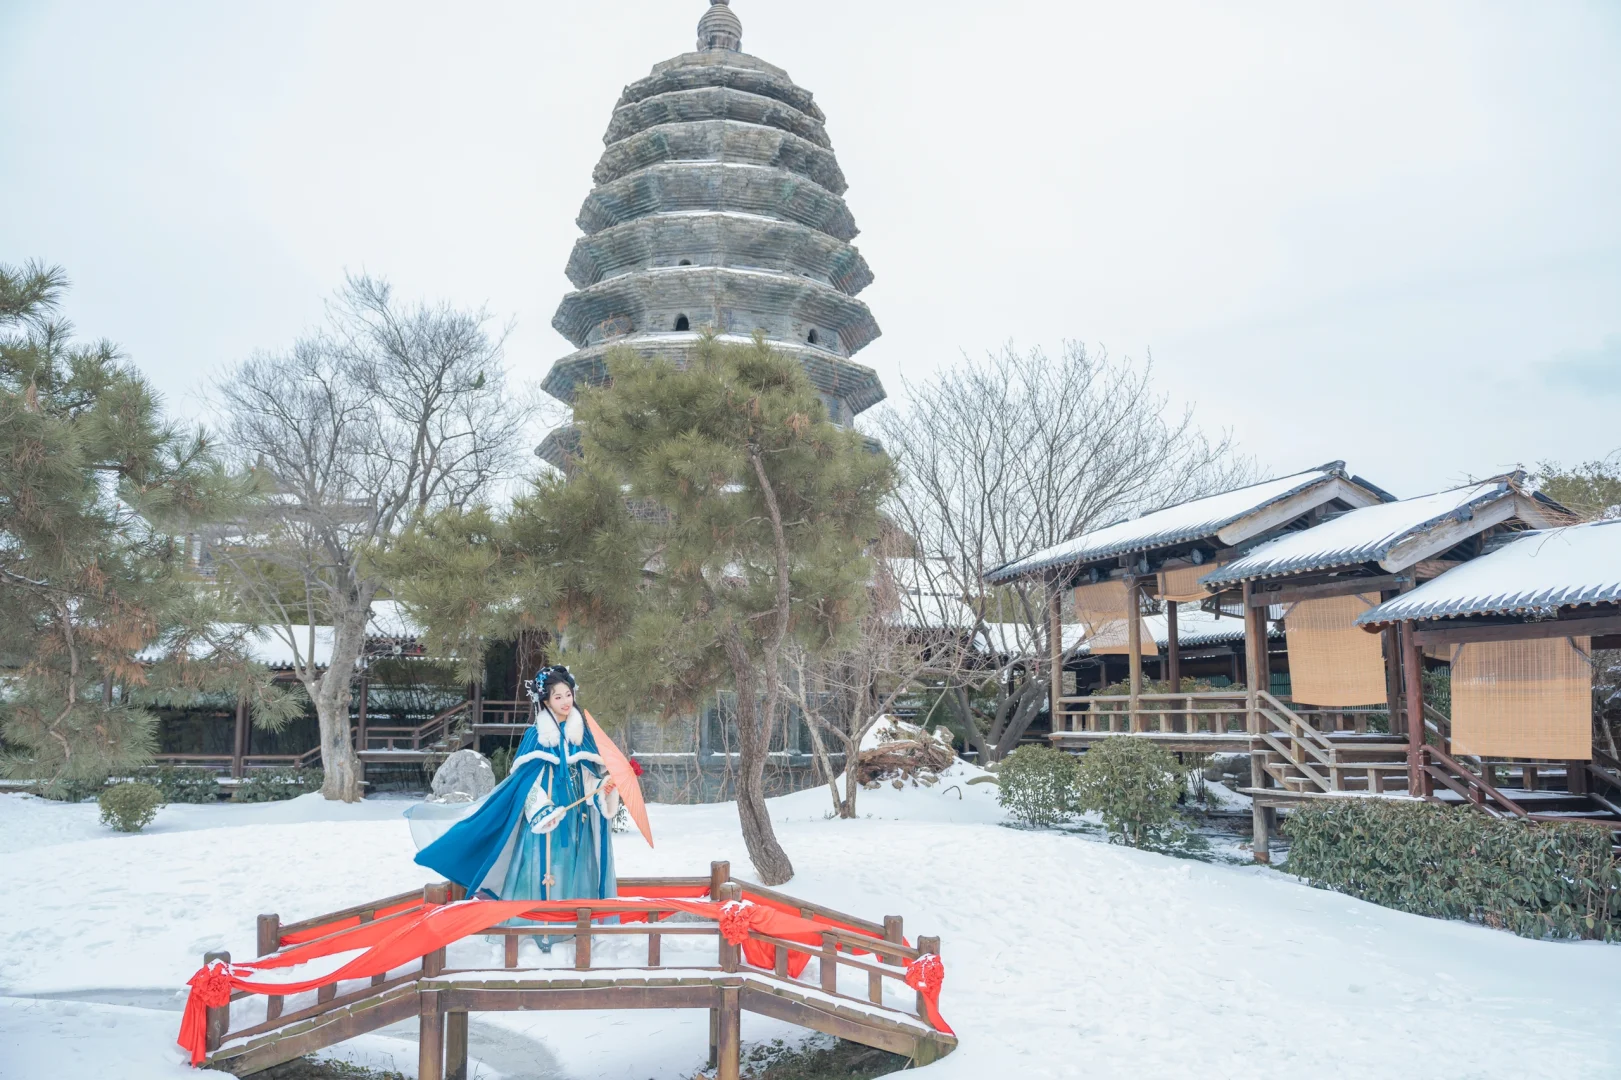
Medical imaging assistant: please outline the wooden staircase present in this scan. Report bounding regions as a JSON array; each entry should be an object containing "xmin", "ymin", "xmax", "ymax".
[{"xmin": 1253, "ymin": 691, "xmax": 1410, "ymax": 795}]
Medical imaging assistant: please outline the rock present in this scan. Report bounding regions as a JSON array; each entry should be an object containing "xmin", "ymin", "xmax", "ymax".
[{"xmin": 431, "ymin": 749, "xmax": 495, "ymax": 802}]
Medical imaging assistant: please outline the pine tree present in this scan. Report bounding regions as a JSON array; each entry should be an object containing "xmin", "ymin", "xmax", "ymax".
[
  {"xmin": 0, "ymin": 261, "xmax": 296, "ymax": 792},
  {"xmin": 386, "ymin": 336, "xmax": 891, "ymax": 883},
  {"xmin": 565, "ymin": 335, "xmax": 892, "ymax": 883}
]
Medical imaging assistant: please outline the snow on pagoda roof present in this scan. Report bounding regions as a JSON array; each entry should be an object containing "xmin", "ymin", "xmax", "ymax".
[
  {"xmin": 985, "ymin": 463, "xmax": 1389, "ymax": 584},
  {"xmin": 1201, "ymin": 477, "xmax": 1564, "ymax": 587},
  {"xmin": 1357, "ymin": 519, "xmax": 1621, "ymax": 624}
]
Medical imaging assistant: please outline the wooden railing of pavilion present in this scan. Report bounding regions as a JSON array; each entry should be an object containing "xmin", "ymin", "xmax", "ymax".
[{"xmin": 199, "ymin": 862, "xmax": 954, "ymax": 1080}]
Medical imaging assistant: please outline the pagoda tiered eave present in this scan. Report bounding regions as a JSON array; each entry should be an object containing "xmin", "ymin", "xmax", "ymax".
[{"xmin": 565, "ymin": 212, "xmax": 873, "ymax": 294}]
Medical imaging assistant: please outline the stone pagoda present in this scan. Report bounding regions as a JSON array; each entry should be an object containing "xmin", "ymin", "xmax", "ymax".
[{"xmin": 537, "ymin": 0, "xmax": 884, "ymax": 467}]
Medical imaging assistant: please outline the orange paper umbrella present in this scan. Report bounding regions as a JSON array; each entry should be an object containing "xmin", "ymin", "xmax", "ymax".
[{"xmin": 582, "ymin": 708, "xmax": 654, "ymax": 848}]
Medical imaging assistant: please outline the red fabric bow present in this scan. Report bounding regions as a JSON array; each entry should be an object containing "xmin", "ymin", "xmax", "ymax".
[
  {"xmin": 176, "ymin": 961, "xmax": 234, "ymax": 1065},
  {"xmin": 718, "ymin": 900, "xmax": 755, "ymax": 945},
  {"xmin": 905, "ymin": 953, "xmax": 953, "ymax": 1035}
]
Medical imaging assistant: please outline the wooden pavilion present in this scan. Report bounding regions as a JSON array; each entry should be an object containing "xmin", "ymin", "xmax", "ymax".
[
  {"xmin": 1356, "ymin": 518, "xmax": 1621, "ymax": 830},
  {"xmin": 984, "ymin": 462, "xmax": 1392, "ymax": 756},
  {"xmin": 1194, "ymin": 474, "xmax": 1571, "ymax": 856}
]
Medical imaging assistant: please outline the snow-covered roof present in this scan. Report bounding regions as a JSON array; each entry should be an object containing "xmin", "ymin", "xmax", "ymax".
[
  {"xmin": 1358, "ymin": 519, "xmax": 1621, "ymax": 624},
  {"xmin": 1202, "ymin": 477, "xmax": 1564, "ymax": 587},
  {"xmin": 985, "ymin": 463, "xmax": 1389, "ymax": 584}
]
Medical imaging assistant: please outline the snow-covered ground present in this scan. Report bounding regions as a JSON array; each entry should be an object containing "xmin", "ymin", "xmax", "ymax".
[{"xmin": 3, "ymin": 766, "xmax": 1621, "ymax": 1079}]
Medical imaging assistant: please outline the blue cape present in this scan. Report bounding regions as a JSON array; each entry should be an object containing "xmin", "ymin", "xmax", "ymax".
[{"xmin": 413, "ymin": 715, "xmax": 615, "ymax": 899}]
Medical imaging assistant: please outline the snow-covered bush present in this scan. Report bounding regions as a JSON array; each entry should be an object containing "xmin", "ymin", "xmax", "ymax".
[
  {"xmin": 98, "ymin": 782, "xmax": 164, "ymax": 833},
  {"xmin": 232, "ymin": 767, "xmax": 323, "ymax": 803},
  {"xmin": 141, "ymin": 766, "xmax": 220, "ymax": 804},
  {"xmin": 1286, "ymin": 800, "xmax": 1621, "ymax": 940},
  {"xmin": 996, "ymin": 745, "xmax": 1080, "ymax": 827},
  {"xmin": 1073, "ymin": 737, "xmax": 1184, "ymax": 848}
]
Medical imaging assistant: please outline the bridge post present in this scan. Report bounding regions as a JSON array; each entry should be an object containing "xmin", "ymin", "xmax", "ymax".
[
  {"xmin": 419, "ymin": 989, "xmax": 445, "ymax": 1080},
  {"xmin": 256, "ymin": 915, "xmax": 283, "ymax": 1020},
  {"xmin": 445, "ymin": 1010, "xmax": 468, "ymax": 1080},
  {"xmin": 709, "ymin": 860, "xmax": 731, "ymax": 1067},
  {"xmin": 717, "ymin": 883, "xmax": 742, "ymax": 972},
  {"xmin": 873, "ymin": 916, "xmax": 902, "ymax": 1003},
  {"xmin": 716, "ymin": 986, "xmax": 741, "ymax": 1080},
  {"xmin": 202, "ymin": 950, "xmax": 230, "ymax": 1053},
  {"xmin": 915, "ymin": 936, "xmax": 940, "ymax": 1021}
]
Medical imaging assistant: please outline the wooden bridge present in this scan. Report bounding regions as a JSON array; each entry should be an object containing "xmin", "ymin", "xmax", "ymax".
[{"xmin": 192, "ymin": 862, "xmax": 955, "ymax": 1079}]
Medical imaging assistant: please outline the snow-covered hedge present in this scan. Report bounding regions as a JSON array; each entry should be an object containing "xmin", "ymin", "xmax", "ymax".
[{"xmin": 1285, "ymin": 800, "xmax": 1621, "ymax": 940}]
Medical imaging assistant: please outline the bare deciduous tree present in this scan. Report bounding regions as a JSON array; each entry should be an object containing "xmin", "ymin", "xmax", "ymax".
[
  {"xmin": 789, "ymin": 545, "xmax": 975, "ymax": 819},
  {"xmin": 210, "ymin": 275, "xmax": 528, "ymax": 801},
  {"xmin": 873, "ymin": 343, "xmax": 1253, "ymax": 761}
]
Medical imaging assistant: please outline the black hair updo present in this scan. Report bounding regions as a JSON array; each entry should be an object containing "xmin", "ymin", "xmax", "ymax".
[{"xmin": 533, "ymin": 665, "xmax": 577, "ymax": 703}]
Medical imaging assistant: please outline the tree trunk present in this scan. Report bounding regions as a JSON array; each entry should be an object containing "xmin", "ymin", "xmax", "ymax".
[
  {"xmin": 991, "ymin": 677, "xmax": 1049, "ymax": 760},
  {"xmin": 725, "ymin": 645, "xmax": 794, "ymax": 884},
  {"xmin": 314, "ymin": 607, "xmax": 369, "ymax": 802}
]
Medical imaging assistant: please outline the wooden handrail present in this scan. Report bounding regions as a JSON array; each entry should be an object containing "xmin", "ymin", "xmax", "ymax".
[{"xmin": 1421, "ymin": 744, "xmax": 1528, "ymax": 817}]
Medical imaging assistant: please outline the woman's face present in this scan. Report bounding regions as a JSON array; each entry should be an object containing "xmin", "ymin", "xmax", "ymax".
[{"xmin": 546, "ymin": 682, "xmax": 574, "ymax": 719}]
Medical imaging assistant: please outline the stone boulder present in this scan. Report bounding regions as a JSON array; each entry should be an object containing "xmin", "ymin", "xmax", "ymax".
[{"xmin": 430, "ymin": 749, "xmax": 496, "ymax": 803}]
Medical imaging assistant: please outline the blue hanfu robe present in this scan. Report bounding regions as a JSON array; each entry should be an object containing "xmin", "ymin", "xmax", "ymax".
[{"xmin": 408, "ymin": 708, "xmax": 618, "ymax": 927}]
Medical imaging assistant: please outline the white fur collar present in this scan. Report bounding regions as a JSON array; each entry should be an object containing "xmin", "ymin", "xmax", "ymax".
[{"xmin": 535, "ymin": 707, "xmax": 584, "ymax": 749}]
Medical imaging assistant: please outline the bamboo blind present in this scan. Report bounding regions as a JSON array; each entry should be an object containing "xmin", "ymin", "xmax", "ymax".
[
  {"xmin": 1283, "ymin": 593, "xmax": 1387, "ymax": 706},
  {"xmin": 1157, "ymin": 564, "xmax": 1215, "ymax": 603},
  {"xmin": 1073, "ymin": 580, "xmax": 1156, "ymax": 657},
  {"xmin": 1451, "ymin": 637, "xmax": 1593, "ymax": 761}
]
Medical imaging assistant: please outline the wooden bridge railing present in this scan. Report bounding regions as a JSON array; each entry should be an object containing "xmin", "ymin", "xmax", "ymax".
[{"xmin": 205, "ymin": 862, "xmax": 952, "ymax": 1080}]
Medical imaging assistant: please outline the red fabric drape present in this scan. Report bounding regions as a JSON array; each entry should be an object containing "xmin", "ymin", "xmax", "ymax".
[
  {"xmin": 182, "ymin": 892, "xmax": 949, "ymax": 1066},
  {"xmin": 180, "ymin": 896, "xmax": 833, "ymax": 1065},
  {"xmin": 905, "ymin": 954, "xmax": 953, "ymax": 1036}
]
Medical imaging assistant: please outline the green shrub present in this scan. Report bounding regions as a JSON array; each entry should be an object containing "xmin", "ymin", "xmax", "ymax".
[
  {"xmin": 489, "ymin": 745, "xmax": 514, "ymax": 784},
  {"xmin": 140, "ymin": 766, "xmax": 221, "ymax": 804},
  {"xmin": 1074, "ymin": 736, "xmax": 1185, "ymax": 848},
  {"xmin": 996, "ymin": 745, "xmax": 1080, "ymax": 827},
  {"xmin": 1285, "ymin": 799, "xmax": 1621, "ymax": 940},
  {"xmin": 33, "ymin": 776, "xmax": 107, "ymax": 802},
  {"xmin": 232, "ymin": 767, "xmax": 323, "ymax": 803},
  {"xmin": 98, "ymin": 782, "xmax": 165, "ymax": 832}
]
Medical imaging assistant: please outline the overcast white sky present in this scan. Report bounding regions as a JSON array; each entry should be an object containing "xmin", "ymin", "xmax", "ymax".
[{"xmin": 2, "ymin": 1, "xmax": 1617, "ymax": 497}]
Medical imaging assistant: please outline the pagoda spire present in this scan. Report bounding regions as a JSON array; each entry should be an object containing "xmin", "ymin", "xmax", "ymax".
[{"xmin": 697, "ymin": 0, "xmax": 742, "ymax": 52}]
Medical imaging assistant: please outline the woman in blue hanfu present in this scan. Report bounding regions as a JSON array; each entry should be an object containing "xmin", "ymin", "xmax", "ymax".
[{"xmin": 407, "ymin": 666, "xmax": 618, "ymax": 935}]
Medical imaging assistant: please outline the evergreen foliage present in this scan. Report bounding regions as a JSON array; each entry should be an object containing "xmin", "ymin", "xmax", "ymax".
[
  {"xmin": 98, "ymin": 781, "xmax": 164, "ymax": 832},
  {"xmin": 0, "ymin": 261, "xmax": 298, "ymax": 790},
  {"xmin": 1534, "ymin": 454, "xmax": 1621, "ymax": 521},
  {"xmin": 232, "ymin": 767, "xmax": 323, "ymax": 803},
  {"xmin": 1285, "ymin": 800, "xmax": 1621, "ymax": 940},
  {"xmin": 995, "ymin": 745, "xmax": 1080, "ymax": 827},
  {"xmin": 387, "ymin": 334, "xmax": 891, "ymax": 883},
  {"xmin": 141, "ymin": 765, "xmax": 221, "ymax": 803},
  {"xmin": 1073, "ymin": 736, "xmax": 1186, "ymax": 847}
]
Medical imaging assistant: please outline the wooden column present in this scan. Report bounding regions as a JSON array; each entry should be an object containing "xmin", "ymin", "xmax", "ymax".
[
  {"xmin": 1242, "ymin": 582, "xmax": 1262, "ymax": 734},
  {"xmin": 445, "ymin": 1011, "xmax": 469, "ymax": 1080},
  {"xmin": 1126, "ymin": 575, "xmax": 1143, "ymax": 732},
  {"xmin": 1242, "ymin": 581, "xmax": 1272, "ymax": 862},
  {"xmin": 1048, "ymin": 579, "xmax": 1065, "ymax": 733},
  {"xmin": 1383, "ymin": 627, "xmax": 1404, "ymax": 737},
  {"xmin": 1165, "ymin": 600, "xmax": 1181, "ymax": 693},
  {"xmin": 1402, "ymin": 621, "xmax": 1426, "ymax": 797},
  {"xmin": 419, "ymin": 990, "xmax": 445, "ymax": 1080},
  {"xmin": 232, "ymin": 697, "xmax": 248, "ymax": 780}
]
